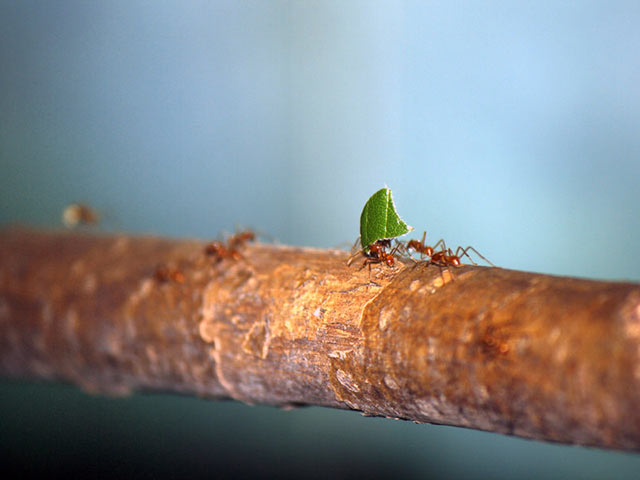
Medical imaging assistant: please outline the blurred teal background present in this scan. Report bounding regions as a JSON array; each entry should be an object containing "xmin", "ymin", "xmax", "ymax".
[{"xmin": 1, "ymin": 1, "xmax": 639, "ymax": 478}]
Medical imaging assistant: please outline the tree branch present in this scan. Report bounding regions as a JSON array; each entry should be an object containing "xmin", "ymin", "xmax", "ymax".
[{"xmin": 1, "ymin": 228, "xmax": 639, "ymax": 451}]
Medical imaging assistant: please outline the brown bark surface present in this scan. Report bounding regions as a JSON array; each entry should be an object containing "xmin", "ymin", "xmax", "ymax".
[{"xmin": 1, "ymin": 228, "xmax": 639, "ymax": 451}]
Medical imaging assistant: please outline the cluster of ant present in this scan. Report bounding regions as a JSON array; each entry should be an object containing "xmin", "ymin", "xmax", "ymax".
[{"xmin": 349, "ymin": 231, "xmax": 493, "ymax": 272}]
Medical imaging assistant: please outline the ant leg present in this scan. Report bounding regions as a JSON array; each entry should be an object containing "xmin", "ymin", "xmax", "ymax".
[
  {"xmin": 433, "ymin": 263, "xmax": 456, "ymax": 283},
  {"xmin": 347, "ymin": 237, "xmax": 365, "ymax": 267},
  {"xmin": 455, "ymin": 246, "xmax": 495, "ymax": 267},
  {"xmin": 431, "ymin": 238, "xmax": 447, "ymax": 253},
  {"xmin": 390, "ymin": 240, "xmax": 413, "ymax": 264},
  {"xmin": 347, "ymin": 250, "xmax": 363, "ymax": 267},
  {"xmin": 361, "ymin": 257, "xmax": 378, "ymax": 279},
  {"xmin": 447, "ymin": 246, "xmax": 477, "ymax": 266},
  {"xmin": 416, "ymin": 231, "xmax": 429, "ymax": 260},
  {"xmin": 406, "ymin": 253, "xmax": 420, "ymax": 265},
  {"xmin": 360, "ymin": 256, "xmax": 383, "ymax": 272},
  {"xmin": 359, "ymin": 256, "xmax": 371, "ymax": 271},
  {"xmin": 350, "ymin": 236, "xmax": 362, "ymax": 255},
  {"xmin": 445, "ymin": 264, "xmax": 457, "ymax": 281},
  {"xmin": 455, "ymin": 246, "xmax": 478, "ymax": 266},
  {"xmin": 397, "ymin": 237, "xmax": 412, "ymax": 257}
]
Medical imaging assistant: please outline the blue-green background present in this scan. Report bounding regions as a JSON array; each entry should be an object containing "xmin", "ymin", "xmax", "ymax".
[{"xmin": 1, "ymin": 1, "xmax": 639, "ymax": 478}]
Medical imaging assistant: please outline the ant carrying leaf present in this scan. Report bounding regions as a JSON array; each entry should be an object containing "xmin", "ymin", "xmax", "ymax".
[{"xmin": 348, "ymin": 188, "xmax": 413, "ymax": 271}]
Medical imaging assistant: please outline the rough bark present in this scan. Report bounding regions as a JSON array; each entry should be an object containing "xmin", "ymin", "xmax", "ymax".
[{"xmin": 1, "ymin": 227, "xmax": 639, "ymax": 451}]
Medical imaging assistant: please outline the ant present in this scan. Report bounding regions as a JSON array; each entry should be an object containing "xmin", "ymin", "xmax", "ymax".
[
  {"xmin": 364, "ymin": 239, "xmax": 397, "ymax": 267},
  {"xmin": 204, "ymin": 240, "xmax": 243, "ymax": 261},
  {"xmin": 430, "ymin": 246, "xmax": 494, "ymax": 268},
  {"xmin": 347, "ymin": 238, "xmax": 401, "ymax": 272},
  {"xmin": 402, "ymin": 231, "xmax": 494, "ymax": 267},
  {"xmin": 204, "ymin": 230, "xmax": 256, "ymax": 262},
  {"xmin": 153, "ymin": 265, "xmax": 185, "ymax": 284},
  {"xmin": 227, "ymin": 230, "xmax": 256, "ymax": 250}
]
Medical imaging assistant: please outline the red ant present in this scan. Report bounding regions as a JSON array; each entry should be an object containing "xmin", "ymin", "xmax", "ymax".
[
  {"xmin": 364, "ymin": 239, "xmax": 397, "ymax": 267},
  {"xmin": 402, "ymin": 231, "xmax": 494, "ymax": 270},
  {"xmin": 430, "ymin": 245, "xmax": 494, "ymax": 267},
  {"xmin": 347, "ymin": 238, "xmax": 401, "ymax": 272},
  {"xmin": 204, "ymin": 240, "xmax": 243, "ymax": 261},
  {"xmin": 154, "ymin": 265, "xmax": 185, "ymax": 284},
  {"xmin": 204, "ymin": 230, "xmax": 256, "ymax": 262},
  {"xmin": 227, "ymin": 231, "xmax": 256, "ymax": 250}
]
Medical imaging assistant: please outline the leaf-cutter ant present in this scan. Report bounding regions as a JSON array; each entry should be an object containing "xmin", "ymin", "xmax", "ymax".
[
  {"xmin": 364, "ymin": 239, "xmax": 397, "ymax": 267},
  {"xmin": 347, "ymin": 238, "xmax": 401, "ymax": 273},
  {"xmin": 429, "ymin": 245, "xmax": 494, "ymax": 268},
  {"xmin": 204, "ymin": 241, "xmax": 243, "ymax": 262},
  {"xmin": 402, "ymin": 231, "xmax": 493, "ymax": 267},
  {"xmin": 204, "ymin": 230, "xmax": 257, "ymax": 263},
  {"xmin": 227, "ymin": 231, "xmax": 256, "ymax": 250},
  {"xmin": 153, "ymin": 265, "xmax": 185, "ymax": 284}
]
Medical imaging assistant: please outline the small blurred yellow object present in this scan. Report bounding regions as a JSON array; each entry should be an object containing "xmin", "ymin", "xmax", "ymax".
[{"xmin": 62, "ymin": 203, "xmax": 100, "ymax": 228}]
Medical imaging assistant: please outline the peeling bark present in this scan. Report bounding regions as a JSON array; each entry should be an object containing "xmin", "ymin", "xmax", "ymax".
[{"xmin": 1, "ymin": 228, "xmax": 639, "ymax": 451}]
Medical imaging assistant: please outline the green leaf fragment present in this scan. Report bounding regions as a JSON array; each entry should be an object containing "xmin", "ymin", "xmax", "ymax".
[{"xmin": 360, "ymin": 188, "xmax": 413, "ymax": 250}]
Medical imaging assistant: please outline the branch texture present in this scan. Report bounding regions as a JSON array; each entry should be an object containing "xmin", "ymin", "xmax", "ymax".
[{"xmin": 1, "ymin": 228, "xmax": 639, "ymax": 451}]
